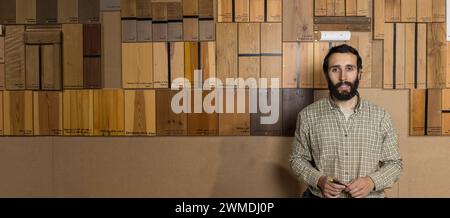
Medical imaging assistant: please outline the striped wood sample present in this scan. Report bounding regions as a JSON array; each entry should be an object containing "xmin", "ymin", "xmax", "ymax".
[
  {"xmin": 5, "ymin": 25, "xmax": 25, "ymax": 90},
  {"xmin": 282, "ymin": 88, "xmax": 314, "ymax": 136},
  {"xmin": 78, "ymin": 0, "xmax": 100, "ymax": 23},
  {"xmin": 93, "ymin": 89, "xmax": 125, "ymax": 136},
  {"xmin": 416, "ymin": 0, "xmax": 432, "ymax": 22},
  {"xmin": 261, "ymin": 23, "xmax": 282, "ymax": 88},
  {"xmin": 101, "ymin": 12, "xmax": 122, "ymax": 88},
  {"xmin": 401, "ymin": 0, "xmax": 416, "ymax": 22},
  {"xmin": 16, "ymin": 0, "xmax": 37, "ymax": 24},
  {"xmin": 122, "ymin": 42, "xmax": 153, "ymax": 88},
  {"xmin": 250, "ymin": 88, "xmax": 282, "ymax": 136},
  {"xmin": 216, "ymin": 23, "xmax": 237, "ymax": 88},
  {"xmin": 63, "ymin": 90, "xmax": 94, "ymax": 136},
  {"xmin": 124, "ymin": 90, "xmax": 156, "ymax": 136},
  {"xmin": 184, "ymin": 42, "xmax": 198, "ymax": 87},
  {"xmin": 153, "ymin": 42, "xmax": 169, "ymax": 88},
  {"xmin": 3, "ymin": 91, "xmax": 33, "ymax": 136},
  {"xmin": 83, "ymin": 24, "xmax": 102, "ymax": 88},
  {"xmin": 58, "ymin": 0, "xmax": 78, "ymax": 23},
  {"xmin": 200, "ymin": 42, "xmax": 216, "ymax": 87},
  {"xmin": 218, "ymin": 89, "xmax": 250, "ymax": 136},
  {"xmin": 313, "ymin": 42, "xmax": 330, "ymax": 89},
  {"xmin": 384, "ymin": 0, "xmax": 401, "ymax": 22},
  {"xmin": 36, "ymin": 0, "xmax": 58, "ymax": 24},
  {"xmin": 410, "ymin": 89, "xmax": 426, "ymax": 136},
  {"xmin": 283, "ymin": 42, "xmax": 314, "ymax": 88},
  {"xmin": 187, "ymin": 90, "xmax": 218, "ymax": 136},
  {"xmin": 156, "ymin": 89, "xmax": 187, "ymax": 136},
  {"xmin": 63, "ymin": 24, "xmax": 84, "ymax": 89},
  {"xmin": 427, "ymin": 23, "xmax": 447, "ymax": 88},
  {"xmin": 427, "ymin": 89, "xmax": 442, "ymax": 135},
  {"xmin": 218, "ymin": 0, "xmax": 233, "ymax": 22},
  {"xmin": 238, "ymin": 23, "xmax": 260, "ymax": 85},
  {"xmin": 169, "ymin": 42, "xmax": 185, "ymax": 88},
  {"xmin": 33, "ymin": 91, "xmax": 63, "ymax": 135},
  {"xmin": 283, "ymin": 0, "xmax": 314, "ymax": 41}
]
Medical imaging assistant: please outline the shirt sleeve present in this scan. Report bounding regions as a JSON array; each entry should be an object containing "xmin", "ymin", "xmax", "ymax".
[
  {"xmin": 289, "ymin": 111, "xmax": 324, "ymax": 188},
  {"xmin": 369, "ymin": 111, "xmax": 403, "ymax": 192}
]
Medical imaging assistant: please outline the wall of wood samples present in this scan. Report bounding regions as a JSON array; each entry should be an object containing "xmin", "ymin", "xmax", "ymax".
[{"xmin": 0, "ymin": 0, "xmax": 448, "ymax": 137}]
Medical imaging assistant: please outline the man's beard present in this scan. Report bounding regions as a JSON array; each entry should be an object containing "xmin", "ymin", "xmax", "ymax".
[{"xmin": 327, "ymin": 77, "xmax": 360, "ymax": 101}]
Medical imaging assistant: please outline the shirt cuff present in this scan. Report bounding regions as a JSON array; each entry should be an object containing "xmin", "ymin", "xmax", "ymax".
[
  {"xmin": 306, "ymin": 170, "xmax": 324, "ymax": 189},
  {"xmin": 368, "ymin": 172, "xmax": 384, "ymax": 192}
]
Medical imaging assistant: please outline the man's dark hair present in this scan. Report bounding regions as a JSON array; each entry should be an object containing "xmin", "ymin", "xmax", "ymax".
[{"xmin": 322, "ymin": 44, "xmax": 363, "ymax": 75}]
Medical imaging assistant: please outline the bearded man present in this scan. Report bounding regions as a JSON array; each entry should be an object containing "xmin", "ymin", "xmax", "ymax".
[{"xmin": 289, "ymin": 44, "xmax": 403, "ymax": 198}]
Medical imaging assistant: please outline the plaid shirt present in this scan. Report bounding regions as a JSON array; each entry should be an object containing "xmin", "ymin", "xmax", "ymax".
[{"xmin": 289, "ymin": 96, "xmax": 403, "ymax": 198}]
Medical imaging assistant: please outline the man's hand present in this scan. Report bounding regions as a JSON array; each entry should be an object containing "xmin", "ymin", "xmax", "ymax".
[
  {"xmin": 318, "ymin": 176, "xmax": 347, "ymax": 198},
  {"xmin": 345, "ymin": 176, "xmax": 375, "ymax": 198}
]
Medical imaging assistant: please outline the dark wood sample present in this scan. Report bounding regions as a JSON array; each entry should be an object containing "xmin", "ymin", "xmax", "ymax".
[
  {"xmin": 250, "ymin": 88, "xmax": 282, "ymax": 136},
  {"xmin": 156, "ymin": 89, "xmax": 187, "ymax": 136},
  {"xmin": 282, "ymin": 88, "xmax": 314, "ymax": 136}
]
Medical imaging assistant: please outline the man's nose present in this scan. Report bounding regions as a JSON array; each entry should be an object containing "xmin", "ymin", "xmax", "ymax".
[{"xmin": 339, "ymin": 71, "xmax": 347, "ymax": 81}]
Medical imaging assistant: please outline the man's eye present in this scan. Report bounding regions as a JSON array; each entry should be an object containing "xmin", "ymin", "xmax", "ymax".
[{"xmin": 331, "ymin": 68, "xmax": 338, "ymax": 72}]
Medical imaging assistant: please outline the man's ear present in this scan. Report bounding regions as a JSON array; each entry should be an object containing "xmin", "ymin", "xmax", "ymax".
[{"xmin": 357, "ymin": 71, "xmax": 362, "ymax": 80}]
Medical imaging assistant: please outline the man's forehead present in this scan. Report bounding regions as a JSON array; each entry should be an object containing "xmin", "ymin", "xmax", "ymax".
[{"xmin": 328, "ymin": 53, "xmax": 357, "ymax": 63}]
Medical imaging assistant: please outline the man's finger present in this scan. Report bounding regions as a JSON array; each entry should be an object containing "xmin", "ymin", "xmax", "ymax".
[
  {"xmin": 351, "ymin": 190, "xmax": 366, "ymax": 198},
  {"xmin": 330, "ymin": 183, "xmax": 346, "ymax": 190}
]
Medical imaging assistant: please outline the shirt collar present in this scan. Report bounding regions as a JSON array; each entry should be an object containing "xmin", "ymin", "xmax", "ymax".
[{"xmin": 327, "ymin": 93, "xmax": 363, "ymax": 113}]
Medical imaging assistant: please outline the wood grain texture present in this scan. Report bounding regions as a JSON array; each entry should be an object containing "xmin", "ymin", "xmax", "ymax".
[
  {"xmin": 216, "ymin": 23, "xmax": 238, "ymax": 88},
  {"xmin": 282, "ymin": 89, "xmax": 313, "ymax": 136},
  {"xmin": 167, "ymin": 0, "xmax": 183, "ymax": 42},
  {"xmin": 199, "ymin": 20, "xmax": 215, "ymax": 41},
  {"xmin": 169, "ymin": 42, "xmax": 185, "ymax": 88},
  {"xmin": 313, "ymin": 42, "xmax": 329, "ymax": 89},
  {"xmin": 63, "ymin": 90, "xmax": 94, "ymax": 136},
  {"xmin": 416, "ymin": 0, "xmax": 432, "ymax": 22},
  {"xmin": 218, "ymin": 89, "xmax": 250, "ymax": 136},
  {"xmin": 334, "ymin": 0, "xmax": 346, "ymax": 16},
  {"xmin": 62, "ymin": 24, "xmax": 84, "ymax": 89},
  {"xmin": 218, "ymin": 0, "xmax": 233, "ymax": 22},
  {"xmin": 448, "ymin": 43, "xmax": 450, "ymax": 88},
  {"xmin": 283, "ymin": 42, "xmax": 313, "ymax": 88},
  {"xmin": 101, "ymin": 12, "xmax": 122, "ymax": 88},
  {"xmin": 41, "ymin": 44, "xmax": 62, "ymax": 90},
  {"xmin": 187, "ymin": 90, "xmax": 218, "ymax": 136},
  {"xmin": 432, "ymin": 0, "xmax": 445, "ymax": 22},
  {"xmin": 153, "ymin": 42, "xmax": 169, "ymax": 88},
  {"xmin": 383, "ymin": 23, "xmax": 394, "ymax": 89},
  {"xmin": 443, "ymin": 113, "xmax": 450, "ymax": 136},
  {"xmin": 57, "ymin": 0, "xmax": 78, "ymax": 23},
  {"xmin": 384, "ymin": 0, "xmax": 401, "ymax": 22},
  {"xmin": 442, "ymin": 89, "xmax": 450, "ymax": 110},
  {"xmin": 371, "ymin": 40, "xmax": 383, "ymax": 88},
  {"xmin": 0, "ymin": 91, "xmax": 2, "ymax": 135},
  {"xmin": 235, "ymin": 0, "xmax": 250, "ymax": 22},
  {"xmin": 3, "ymin": 91, "xmax": 33, "ymax": 136},
  {"xmin": 238, "ymin": 23, "xmax": 260, "ymax": 84},
  {"xmin": 121, "ymin": 0, "xmax": 137, "ymax": 17},
  {"xmin": 0, "ymin": 36, "xmax": 4, "ymax": 64},
  {"xmin": 416, "ymin": 24, "xmax": 427, "ymax": 89},
  {"xmin": 261, "ymin": 23, "xmax": 282, "ymax": 88},
  {"xmin": 83, "ymin": 24, "xmax": 101, "ymax": 56},
  {"xmin": 16, "ymin": 0, "xmax": 37, "ymax": 24},
  {"xmin": 136, "ymin": 20, "xmax": 153, "ymax": 42},
  {"xmin": 250, "ymin": 88, "xmax": 282, "ymax": 136},
  {"xmin": 100, "ymin": 0, "xmax": 121, "ymax": 11},
  {"xmin": 395, "ymin": 23, "xmax": 405, "ymax": 89},
  {"xmin": 326, "ymin": 0, "xmax": 335, "ymax": 16},
  {"xmin": 410, "ymin": 89, "xmax": 426, "ymax": 136},
  {"xmin": 36, "ymin": 0, "xmax": 58, "ymax": 24},
  {"xmin": 87, "ymin": 1, "xmax": 113, "ymax": 23},
  {"xmin": 0, "ymin": 64, "xmax": 4, "ymax": 90},
  {"xmin": 152, "ymin": 23, "xmax": 168, "ymax": 42},
  {"xmin": 122, "ymin": 19, "xmax": 137, "ymax": 42},
  {"xmin": 184, "ymin": 42, "xmax": 198, "ymax": 87},
  {"xmin": 427, "ymin": 23, "xmax": 447, "ymax": 89},
  {"xmin": 83, "ymin": 57, "xmax": 102, "ymax": 89},
  {"xmin": 427, "ymin": 89, "xmax": 442, "ymax": 136},
  {"xmin": 249, "ymin": 0, "xmax": 264, "ymax": 22},
  {"xmin": 136, "ymin": 0, "xmax": 152, "ymax": 18},
  {"xmin": 443, "ymin": 89, "xmax": 450, "ymax": 136},
  {"xmin": 199, "ymin": 0, "xmax": 214, "ymax": 18},
  {"xmin": 156, "ymin": 89, "xmax": 187, "ymax": 136},
  {"xmin": 315, "ymin": 0, "xmax": 328, "ymax": 16},
  {"xmin": 5, "ymin": 25, "xmax": 26, "ymax": 90},
  {"xmin": 124, "ymin": 90, "xmax": 156, "ymax": 136},
  {"xmin": 357, "ymin": 0, "xmax": 369, "ymax": 16},
  {"xmin": 93, "ymin": 89, "xmax": 124, "ymax": 136},
  {"xmin": 122, "ymin": 42, "xmax": 153, "ymax": 88},
  {"xmin": 183, "ymin": 18, "xmax": 199, "ymax": 41},
  {"xmin": 168, "ymin": 22, "xmax": 183, "ymax": 41},
  {"xmin": 25, "ymin": 45, "xmax": 40, "ymax": 90},
  {"xmin": 404, "ymin": 23, "xmax": 415, "ymax": 89},
  {"xmin": 346, "ymin": 0, "xmax": 357, "ymax": 16},
  {"xmin": 267, "ymin": 0, "xmax": 282, "ymax": 22},
  {"xmin": 283, "ymin": 0, "xmax": 314, "ymax": 41},
  {"xmin": 183, "ymin": 0, "xmax": 199, "ymax": 16},
  {"xmin": 348, "ymin": 32, "xmax": 372, "ymax": 88},
  {"xmin": 401, "ymin": 0, "xmax": 416, "ymax": 22},
  {"xmin": 33, "ymin": 91, "xmax": 63, "ymax": 135},
  {"xmin": 373, "ymin": 0, "xmax": 385, "ymax": 39},
  {"xmin": 200, "ymin": 42, "xmax": 216, "ymax": 87},
  {"xmin": 0, "ymin": 0, "xmax": 16, "ymax": 24}
]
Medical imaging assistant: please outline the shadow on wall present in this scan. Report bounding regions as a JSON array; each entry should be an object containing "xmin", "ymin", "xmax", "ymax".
[{"xmin": 209, "ymin": 138, "xmax": 307, "ymax": 197}]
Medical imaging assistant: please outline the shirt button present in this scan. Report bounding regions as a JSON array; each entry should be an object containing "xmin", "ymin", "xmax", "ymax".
[{"xmin": 345, "ymin": 134, "xmax": 348, "ymax": 137}]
